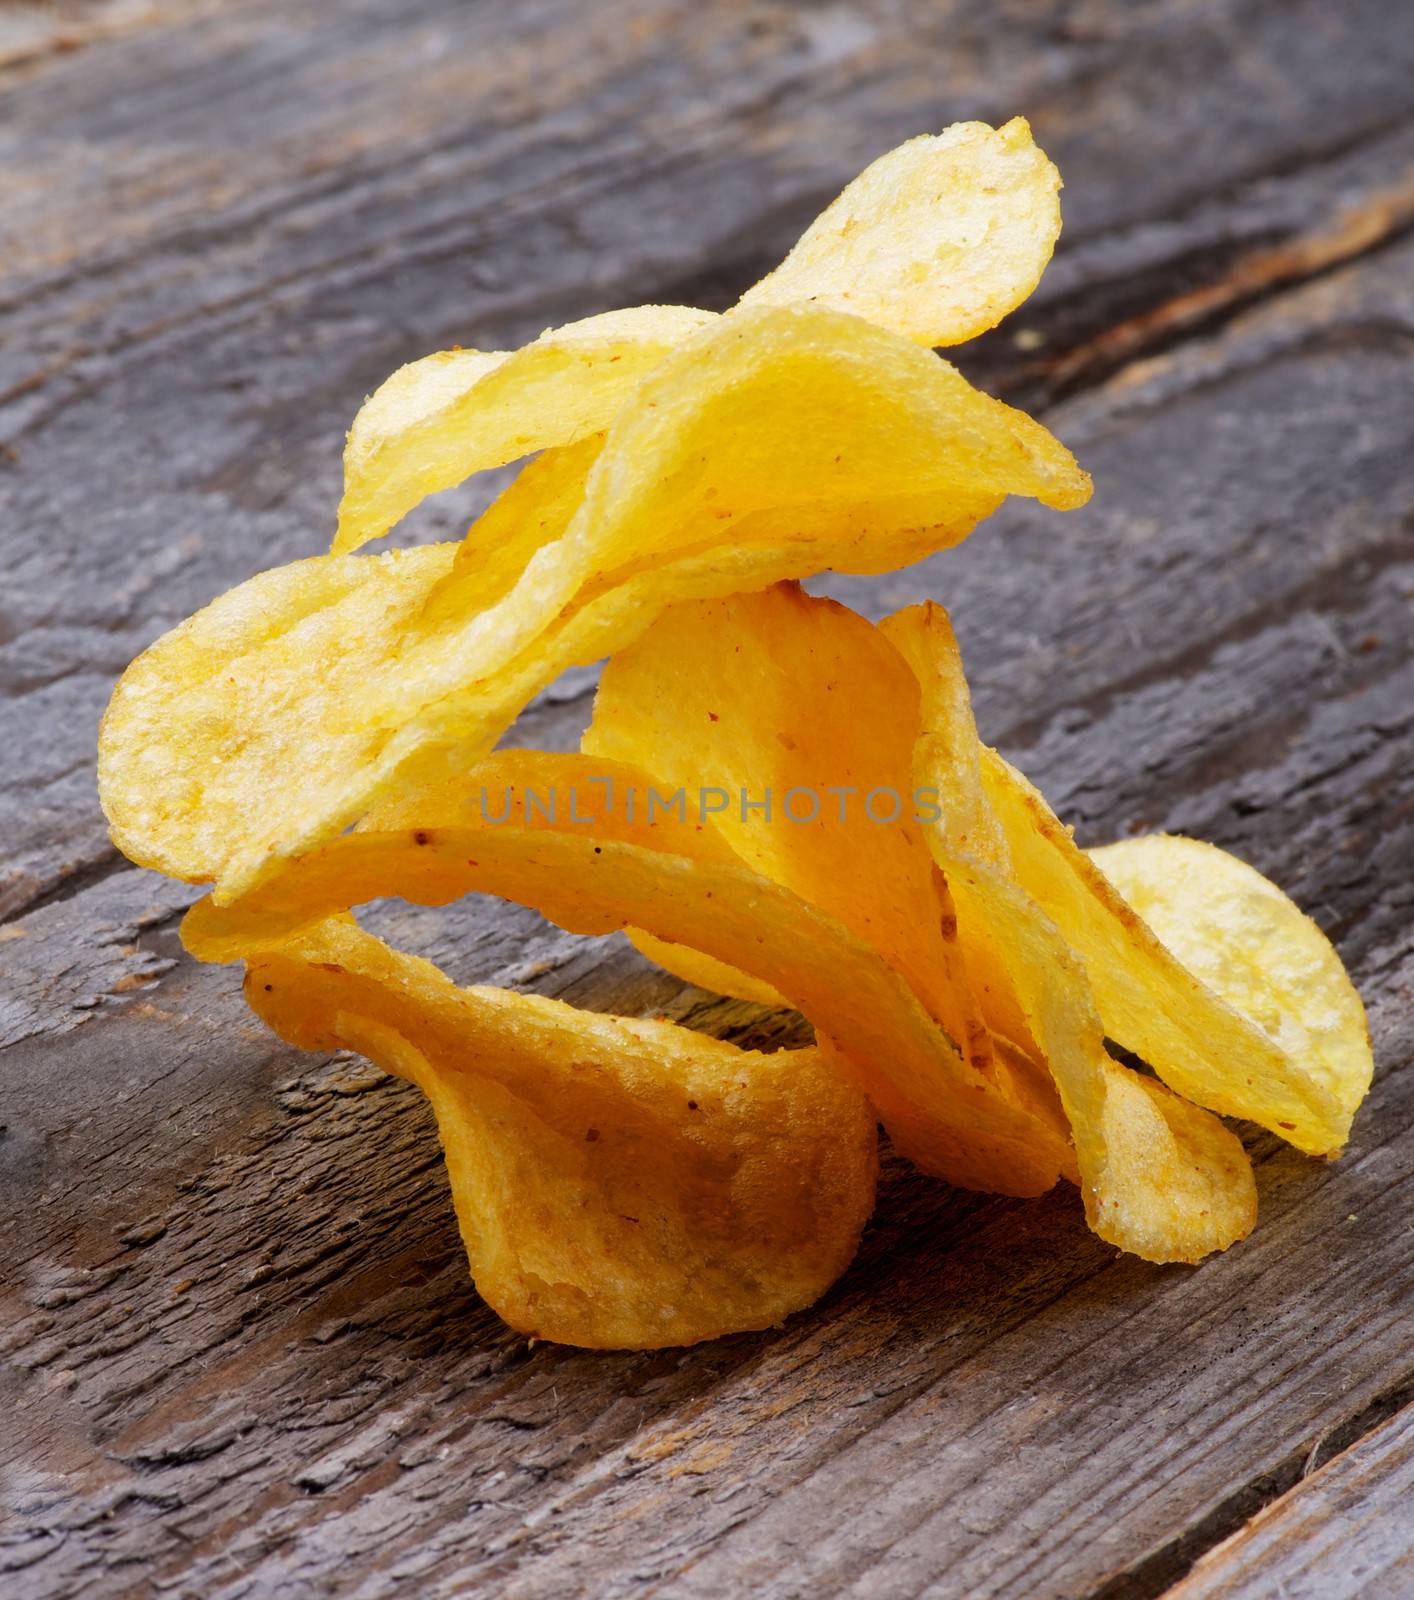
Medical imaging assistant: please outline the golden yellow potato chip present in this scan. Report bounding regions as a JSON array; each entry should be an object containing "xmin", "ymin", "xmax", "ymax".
[
  {"xmin": 422, "ymin": 432, "xmax": 606, "ymax": 626},
  {"xmin": 98, "ymin": 517, "xmax": 963, "ymax": 895},
  {"xmin": 983, "ymin": 754, "xmax": 1350, "ymax": 1153},
  {"xmin": 183, "ymin": 749, "xmax": 1074, "ymax": 1198},
  {"xmin": 100, "ymin": 307, "xmax": 1088, "ymax": 898},
  {"xmin": 245, "ymin": 916, "xmax": 876, "ymax": 1348},
  {"xmin": 337, "ymin": 118, "xmax": 1065, "ymax": 553},
  {"xmin": 740, "ymin": 117, "xmax": 1062, "ymax": 348},
  {"xmin": 585, "ymin": 584, "xmax": 994, "ymax": 1079},
  {"xmin": 621, "ymin": 936, "xmax": 788, "ymax": 1008},
  {"xmin": 1089, "ymin": 833, "xmax": 1372, "ymax": 1146},
  {"xmin": 97, "ymin": 544, "xmax": 455, "ymax": 883},
  {"xmin": 351, "ymin": 304, "xmax": 1089, "ymax": 730},
  {"xmin": 334, "ymin": 304, "xmax": 714, "ymax": 554},
  {"xmin": 883, "ymin": 600, "xmax": 1257, "ymax": 1261}
]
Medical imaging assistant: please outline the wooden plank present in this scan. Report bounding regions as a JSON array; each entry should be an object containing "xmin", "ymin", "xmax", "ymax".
[
  {"xmin": 2, "ymin": 3, "xmax": 1413, "ymax": 1597},
  {"xmin": 1161, "ymin": 1405, "xmax": 1414, "ymax": 1600}
]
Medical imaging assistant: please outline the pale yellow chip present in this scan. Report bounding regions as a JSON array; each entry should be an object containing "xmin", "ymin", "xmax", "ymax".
[
  {"xmin": 98, "ymin": 516, "xmax": 982, "ymax": 895},
  {"xmin": 337, "ymin": 117, "xmax": 1068, "ymax": 551},
  {"xmin": 183, "ymin": 749, "xmax": 1074, "ymax": 1198},
  {"xmin": 739, "ymin": 118, "xmax": 1062, "ymax": 347},
  {"xmin": 1089, "ymin": 833, "xmax": 1372, "ymax": 1147},
  {"xmin": 984, "ymin": 754, "xmax": 1350, "ymax": 1154},
  {"xmin": 884, "ymin": 600, "xmax": 1257, "ymax": 1261},
  {"xmin": 334, "ymin": 304, "xmax": 715, "ymax": 554},
  {"xmin": 245, "ymin": 916, "xmax": 877, "ymax": 1349}
]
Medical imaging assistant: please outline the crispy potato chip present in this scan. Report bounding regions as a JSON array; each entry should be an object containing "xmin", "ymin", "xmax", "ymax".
[
  {"xmin": 338, "ymin": 118, "xmax": 1065, "ymax": 551},
  {"xmin": 884, "ymin": 601, "xmax": 1256, "ymax": 1260},
  {"xmin": 352, "ymin": 305, "xmax": 1089, "ymax": 729},
  {"xmin": 878, "ymin": 604, "xmax": 1010, "ymax": 872},
  {"xmin": 982, "ymin": 754, "xmax": 1349, "ymax": 1153},
  {"xmin": 1088, "ymin": 1061, "xmax": 1257, "ymax": 1263},
  {"xmin": 245, "ymin": 916, "xmax": 876, "ymax": 1348},
  {"xmin": 100, "ymin": 307, "xmax": 1087, "ymax": 896},
  {"xmin": 98, "ymin": 517, "xmax": 970, "ymax": 894},
  {"xmin": 585, "ymin": 584, "xmax": 995, "ymax": 1078},
  {"xmin": 335, "ymin": 304, "xmax": 714, "ymax": 554},
  {"xmin": 1089, "ymin": 833, "xmax": 1372, "ymax": 1145},
  {"xmin": 622, "ymin": 936, "xmax": 788, "ymax": 1008},
  {"xmin": 97, "ymin": 544, "xmax": 455, "ymax": 882},
  {"xmin": 183, "ymin": 750, "xmax": 1074, "ymax": 1197},
  {"xmin": 422, "ymin": 432, "xmax": 606, "ymax": 626},
  {"xmin": 741, "ymin": 118, "xmax": 1062, "ymax": 348}
]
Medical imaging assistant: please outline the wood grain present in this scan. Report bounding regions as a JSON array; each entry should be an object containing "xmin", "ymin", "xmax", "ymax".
[
  {"xmin": 1164, "ymin": 1407, "xmax": 1414, "ymax": 1600},
  {"xmin": 1, "ymin": 2, "xmax": 1411, "ymax": 1596}
]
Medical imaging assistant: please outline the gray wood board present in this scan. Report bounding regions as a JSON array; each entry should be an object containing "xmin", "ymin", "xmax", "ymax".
[
  {"xmin": 1164, "ymin": 1405, "xmax": 1414, "ymax": 1600},
  {"xmin": 2, "ymin": 3, "xmax": 1412, "ymax": 1596}
]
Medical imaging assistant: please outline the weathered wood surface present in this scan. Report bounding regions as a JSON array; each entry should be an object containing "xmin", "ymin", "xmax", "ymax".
[
  {"xmin": 1, "ymin": 2, "xmax": 1411, "ymax": 1596},
  {"xmin": 1165, "ymin": 1405, "xmax": 1414, "ymax": 1600}
]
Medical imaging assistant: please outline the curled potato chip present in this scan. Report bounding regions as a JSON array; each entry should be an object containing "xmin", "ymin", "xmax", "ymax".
[
  {"xmin": 628, "ymin": 592, "xmax": 1250, "ymax": 1261},
  {"xmin": 884, "ymin": 602, "xmax": 1256, "ymax": 1261},
  {"xmin": 982, "ymin": 754, "xmax": 1350, "ymax": 1153},
  {"xmin": 99, "ymin": 514, "xmax": 973, "ymax": 895},
  {"xmin": 246, "ymin": 916, "xmax": 876, "ymax": 1348},
  {"xmin": 335, "ymin": 305, "xmax": 714, "ymax": 554},
  {"xmin": 1089, "ymin": 834, "xmax": 1372, "ymax": 1145},
  {"xmin": 421, "ymin": 432, "xmax": 606, "ymax": 627},
  {"xmin": 338, "ymin": 119, "xmax": 1064, "ymax": 552},
  {"xmin": 352, "ymin": 304, "xmax": 1089, "ymax": 729},
  {"xmin": 740, "ymin": 118, "xmax": 1062, "ymax": 348},
  {"xmin": 623, "ymin": 936, "xmax": 788, "ymax": 1009},
  {"xmin": 585, "ymin": 584, "xmax": 995, "ymax": 1077},
  {"xmin": 183, "ymin": 749, "xmax": 1074, "ymax": 1198},
  {"xmin": 100, "ymin": 306, "xmax": 1086, "ymax": 897}
]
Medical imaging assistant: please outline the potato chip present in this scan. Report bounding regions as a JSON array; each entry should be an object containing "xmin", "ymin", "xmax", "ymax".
[
  {"xmin": 99, "ymin": 515, "xmax": 962, "ymax": 894},
  {"xmin": 98, "ymin": 544, "xmax": 455, "ymax": 883},
  {"xmin": 334, "ymin": 304, "xmax": 714, "ymax": 554},
  {"xmin": 1089, "ymin": 833, "xmax": 1372, "ymax": 1145},
  {"xmin": 983, "ymin": 754, "xmax": 1350, "ymax": 1153},
  {"xmin": 245, "ymin": 916, "xmax": 876, "ymax": 1348},
  {"xmin": 421, "ymin": 432, "xmax": 606, "ymax": 626},
  {"xmin": 740, "ymin": 118, "xmax": 1062, "ymax": 348},
  {"xmin": 352, "ymin": 304, "xmax": 1090, "ymax": 728},
  {"xmin": 100, "ymin": 307, "xmax": 1087, "ymax": 898},
  {"xmin": 183, "ymin": 749, "xmax": 1074, "ymax": 1197},
  {"xmin": 585, "ymin": 584, "xmax": 994, "ymax": 1077},
  {"xmin": 337, "ymin": 119, "xmax": 1064, "ymax": 554},
  {"xmin": 621, "ymin": 936, "xmax": 788, "ymax": 1009},
  {"xmin": 883, "ymin": 601, "xmax": 1256, "ymax": 1260}
]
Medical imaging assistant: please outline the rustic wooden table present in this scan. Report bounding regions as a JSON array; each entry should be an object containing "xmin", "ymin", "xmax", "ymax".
[{"xmin": 2, "ymin": 3, "xmax": 1411, "ymax": 1596}]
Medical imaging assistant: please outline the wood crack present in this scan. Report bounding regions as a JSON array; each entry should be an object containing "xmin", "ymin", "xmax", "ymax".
[
  {"xmin": 0, "ymin": 845, "xmax": 128, "ymax": 928},
  {"xmin": 1084, "ymin": 1384, "xmax": 1414, "ymax": 1600},
  {"xmin": 1041, "ymin": 180, "xmax": 1414, "ymax": 404}
]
